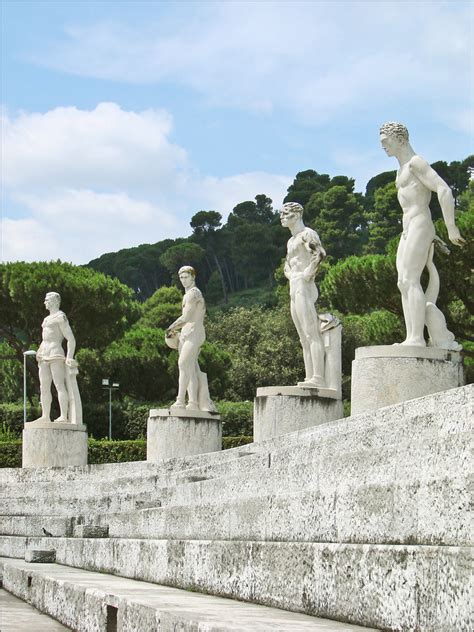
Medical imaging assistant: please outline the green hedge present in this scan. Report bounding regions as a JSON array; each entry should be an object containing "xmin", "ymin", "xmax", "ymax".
[
  {"xmin": 1, "ymin": 399, "xmax": 254, "ymax": 441},
  {"xmin": 0, "ymin": 436, "xmax": 253, "ymax": 468}
]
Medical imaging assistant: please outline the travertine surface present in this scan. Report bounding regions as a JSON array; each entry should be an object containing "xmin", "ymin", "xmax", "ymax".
[
  {"xmin": 0, "ymin": 385, "xmax": 471, "ymax": 631},
  {"xmin": 351, "ymin": 346, "xmax": 464, "ymax": 414},
  {"xmin": 22, "ymin": 423, "xmax": 88, "ymax": 468},
  {"xmin": 254, "ymin": 391, "xmax": 344, "ymax": 441},
  {"xmin": 147, "ymin": 411, "xmax": 222, "ymax": 461}
]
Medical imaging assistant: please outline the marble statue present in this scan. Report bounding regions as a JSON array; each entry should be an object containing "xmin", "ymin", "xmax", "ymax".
[
  {"xmin": 380, "ymin": 122, "xmax": 465, "ymax": 349},
  {"xmin": 33, "ymin": 292, "xmax": 82, "ymax": 424},
  {"xmin": 280, "ymin": 202, "xmax": 328, "ymax": 387},
  {"xmin": 166, "ymin": 266, "xmax": 216, "ymax": 412}
]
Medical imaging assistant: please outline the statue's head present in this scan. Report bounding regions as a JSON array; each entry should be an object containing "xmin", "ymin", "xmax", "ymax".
[
  {"xmin": 380, "ymin": 122, "xmax": 409, "ymax": 156},
  {"xmin": 44, "ymin": 291, "xmax": 61, "ymax": 310},
  {"xmin": 280, "ymin": 202, "xmax": 304, "ymax": 228},
  {"xmin": 178, "ymin": 265, "xmax": 196, "ymax": 278},
  {"xmin": 178, "ymin": 266, "xmax": 196, "ymax": 288}
]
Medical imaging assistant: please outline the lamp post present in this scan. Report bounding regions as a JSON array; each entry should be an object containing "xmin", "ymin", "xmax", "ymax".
[
  {"xmin": 23, "ymin": 350, "xmax": 37, "ymax": 424},
  {"xmin": 102, "ymin": 379, "xmax": 119, "ymax": 440}
]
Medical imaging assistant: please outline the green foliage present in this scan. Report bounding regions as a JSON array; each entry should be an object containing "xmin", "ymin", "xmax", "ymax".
[
  {"xmin": 284, "ymin": 170, "xmax": 331, "ymax": 206},
  {"xmin": 88, "ymin": 438, "xmax": 147, "ymax": 464},
  {"xmin": 321, "ymin": 254, "xmax": 399, "ymax": 316},
  {"xmin": 364, "ymin": 182, "xmax": 402, "ymax": 254},
  {"xmin": 207, "ymin": 305, "xmax": 303, "ymax": 400},
  {"xmin": 138, "ymin": 286, "xmax": 182, "ymax": 329},
  {"xmin": 307, "ymin": 185, "xmax": 366, "ymax": 260},
  {"xmin": 159, "ymin": 243, "xmax": 206, "ymax": 281},
  {"xmin": 87, "ymin": 239, "xmax": 180, "ymax": 299},
  {"xmin": 0, "ymin": 402, "xmax": 40, "ymax": 436},
  {"xmin": 0, "ymin": 436, "xmax": 254, "ymax": 468},
  {"xmin": 216, "ymin": 400, "xmax": 253, "ymax": 436},
  {"xmin": 340, "ymin": 310, "xmax": 404, "ymax": 396},
  {"xmin": 0, "ymin": 342, "xmax": 24, "ymax": 402},
  {"xmin": 0, "ymin": 440, "xmax": 22, "ymax": 467},
  {"xmin": 0, "ymin": 261, "xmax": 140, "ymax": 365}
]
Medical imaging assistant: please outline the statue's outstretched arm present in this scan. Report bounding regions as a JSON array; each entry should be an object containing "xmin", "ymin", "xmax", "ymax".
[{"xmin": 410, "ymin": 156, "xmax": 465, "ymax": 246}]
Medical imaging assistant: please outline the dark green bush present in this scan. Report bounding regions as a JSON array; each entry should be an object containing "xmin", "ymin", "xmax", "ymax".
[
  {"xmin": 216, "ymin": 401, "xmax": 253, "ymax": 436},
  {"xmin": 0, "ymin": 402, "xmax": 40, "ymax": 436},
  {"xmin": 0, "ymin": 440, "xmax": 22, "ymax": 467},
  {"xmin": 0, "ymin": 436, "xmax": 254, "ymax": 467}
]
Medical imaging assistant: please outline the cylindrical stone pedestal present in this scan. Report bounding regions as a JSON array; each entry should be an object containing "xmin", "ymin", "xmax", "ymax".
[
  {"xmin": 351, "ymin": 346, "xmax": 464, "ymax": 415},
  {"xmin": 22, "ymin": 421, "xmax": 88, "ymax": 468},
  {"xmin": 147, "ymin": 408, "xmax": 222, "ymax": 461},
  {"xmin": 254, "ymin": 386, "xmax": 344, "ymax": 442}
]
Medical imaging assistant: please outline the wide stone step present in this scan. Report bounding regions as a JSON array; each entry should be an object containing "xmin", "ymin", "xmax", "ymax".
[
  {"xmin": 0, "ymin": 588, "xmax": 71, "ymax": 631},
  {"xmin": 2, "ymin": 402, "xmax": 469, "ymax": 518},
  {"xmin": 1, "ymin": 470, "xmax": 470, "ymax": 546},
  {"xmin": 2, "ymin": 385, "xmax": 469, "ymax": 495},
  {"xmin": 0, "ymin": 537, "xmax": 469, "ymax": 630},
  {"xmin": 0, "ymin": 557, "xmax": 376, "ymax": 631}
]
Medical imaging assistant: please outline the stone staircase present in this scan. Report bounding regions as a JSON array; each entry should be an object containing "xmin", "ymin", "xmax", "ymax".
[{"xmin": 0, "ymin": 384, "xmax": 471, "ymax": 631}]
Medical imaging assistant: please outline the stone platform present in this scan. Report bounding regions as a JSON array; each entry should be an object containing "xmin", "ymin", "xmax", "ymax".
[
  {"xmin": 147, "ymin": 408, "xmax": 221, "ymax": 461},
  {"xmin": 254, "ymin": 385, "xmax": 343, "ymax": 441},
  {"xmin": 0, "ymin": 385, "xmax": 471, "ymax": 631},
  {"xmin": 351, "ymin": 345, "xmax": 464, "ymax": 414},
  {"xmin": 22, "ymin": 421, "xmax": 88, "ymax": 468}
]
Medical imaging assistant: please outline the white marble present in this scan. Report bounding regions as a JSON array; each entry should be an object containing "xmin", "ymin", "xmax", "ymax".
[
  {"xmin": 351, "ymin": 345, "xmax": 464, "ymax": 414},
  {"xmin": 280, "ymin": 203, "xmax": 343, "ymax": 391},
  {"xmin": 256, "ymin": 386, "xmax": 340, "ymax": 399},
  {"xmin": 22, "ymin": 423, "xmax": 88, "ymax": 468},
  {"xmin": 32, "ymin": 292, "xmax": 83, "ymax": 424},
  {"xmin": 147, "ymin": 411, "xmax": 222, "ymax": 461},
  {"xmin": 166, "ymin": 267, "xmax": 216, "ymax": 413},
  {"xmin": 380, "ymin": 122, "xmax": 465, "ymax": 350},
  {"xmin": 254, "ymin": 392, "xmax": 343, "ymax": 441}
]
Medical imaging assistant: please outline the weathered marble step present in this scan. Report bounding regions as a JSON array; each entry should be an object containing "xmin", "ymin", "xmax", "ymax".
[
  {"xmin": 2, "ymin": 470, "xmax": 470, "ymax": 547},
  {"xmin": 2, "ymin": 384, "xmax": 469, "ymax": 491},
  {"xmin": 0, "ymin": 588, "xmax": 70, "ymax": 631},
  {"xmin": 0, "ymin": 450, "xmax": 267, "ymax": 502},
  {"xmin": 0, "ymin": 538, "xmax": 469, "ymax": 630},
  {"xmin": 0, "ymin": 558, "xmax": 376, "ymax": 632},
  {"xmin": 2, "ymin": 416, "xmax": 469, "ymax": 520}
]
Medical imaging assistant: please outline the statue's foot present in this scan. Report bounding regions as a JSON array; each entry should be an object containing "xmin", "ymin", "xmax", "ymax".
[
  {"xmin": 170, "ymin": 400, "xmax": 186, "ymax": 410},
  {"xmin": 54, "ymin": 416, "xmax": 68, "ymax": 423},
  {"xmin": 186, "ymin": 401, "xmax": 200, "ymax": 411},
  {"xmin": 399, "ymin": 339, "xmax": 426, "ymax": 347},
  {"xmin": 298, "ymin": 377, "xmax": 325, "ymax": 388}
]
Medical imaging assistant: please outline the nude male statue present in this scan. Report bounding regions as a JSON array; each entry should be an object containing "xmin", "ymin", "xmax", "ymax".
[
  {"xmin": 280, "ymin": 202, "xmax": 327, "ymax": 387},
  {"xmin": 34, "ymin": 292, "xmax": 77, "ymax": 422},
  {"xmin": 380, "ymin": 122, "xmax": 465, "ymax": 349},
  {"xmin": 166, "ymin": 266, "xmax": 216, "ymax": 412}
]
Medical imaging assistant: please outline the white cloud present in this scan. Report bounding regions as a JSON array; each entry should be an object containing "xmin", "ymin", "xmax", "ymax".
[
  {"xmin": 29, "ymin": 2, "xmax": 472, "ymax": 123},
  {"xmin": 1, "ymin": 218, "xmax": 58, "ymax": 262},
  {"xmin": 2, "ymin": 103, "xmax": 291, "ymax": 263},
  {"xmin": 2, "ymin": 102, "xmax": 187, "ymax": 192}
]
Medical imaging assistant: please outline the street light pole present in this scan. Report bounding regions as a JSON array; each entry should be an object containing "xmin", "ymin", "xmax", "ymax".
[
  {"xmin": 102, "ymin": 379, "xmax": 119, "ymax": 440},
  {"xmin": 23, "ymin": 350, "xmax": 37, "ymax": 424}
]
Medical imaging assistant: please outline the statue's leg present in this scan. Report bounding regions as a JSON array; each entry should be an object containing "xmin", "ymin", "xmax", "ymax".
[
  {"xmin": 51, "ymin": 361, "xmax": 69, "ymax": 421},
  {"xmin": 296, "ymin": 292, "xmax": 325, "ymax": 386},
  {"xmin": 174, "ymin": 340, "xmax": 199, "ymax": 408},
  {"xmin": 36, "ymin": 362, "xmax": 53, "ymax": 422},
  {"xmin": 186, "ymin": 359, "xmax": 201, "ymax": 410},
  {"xmin": 396, "ymin": 220, "xmax": 434, "ymax": 346},
  {"xmin": 290, "ymin": 299, "xmax": 313, "ymax": 380}
]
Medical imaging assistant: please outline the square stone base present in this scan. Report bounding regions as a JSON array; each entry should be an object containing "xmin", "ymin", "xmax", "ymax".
[
  {"xmin": 147, "ymin": 410, "xmax": 222, "ymax": 461},
  {"xmin": 254, "ymin": 386, "xmax": 343, "ymax": 442}
]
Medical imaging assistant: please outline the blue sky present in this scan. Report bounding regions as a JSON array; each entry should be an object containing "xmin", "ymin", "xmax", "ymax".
[{"xmin": 1, "ymin": 0, "xmax": 472, "ymax": 264}]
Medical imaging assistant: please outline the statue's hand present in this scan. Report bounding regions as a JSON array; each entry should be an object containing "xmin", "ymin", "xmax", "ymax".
[
  {"xmin": 448, "ymin": 226, "xmax": 466, "ymax": 247},
  {"xmin": 65, "ymin": 358, "xmax": 76, "ymax": 368}
]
